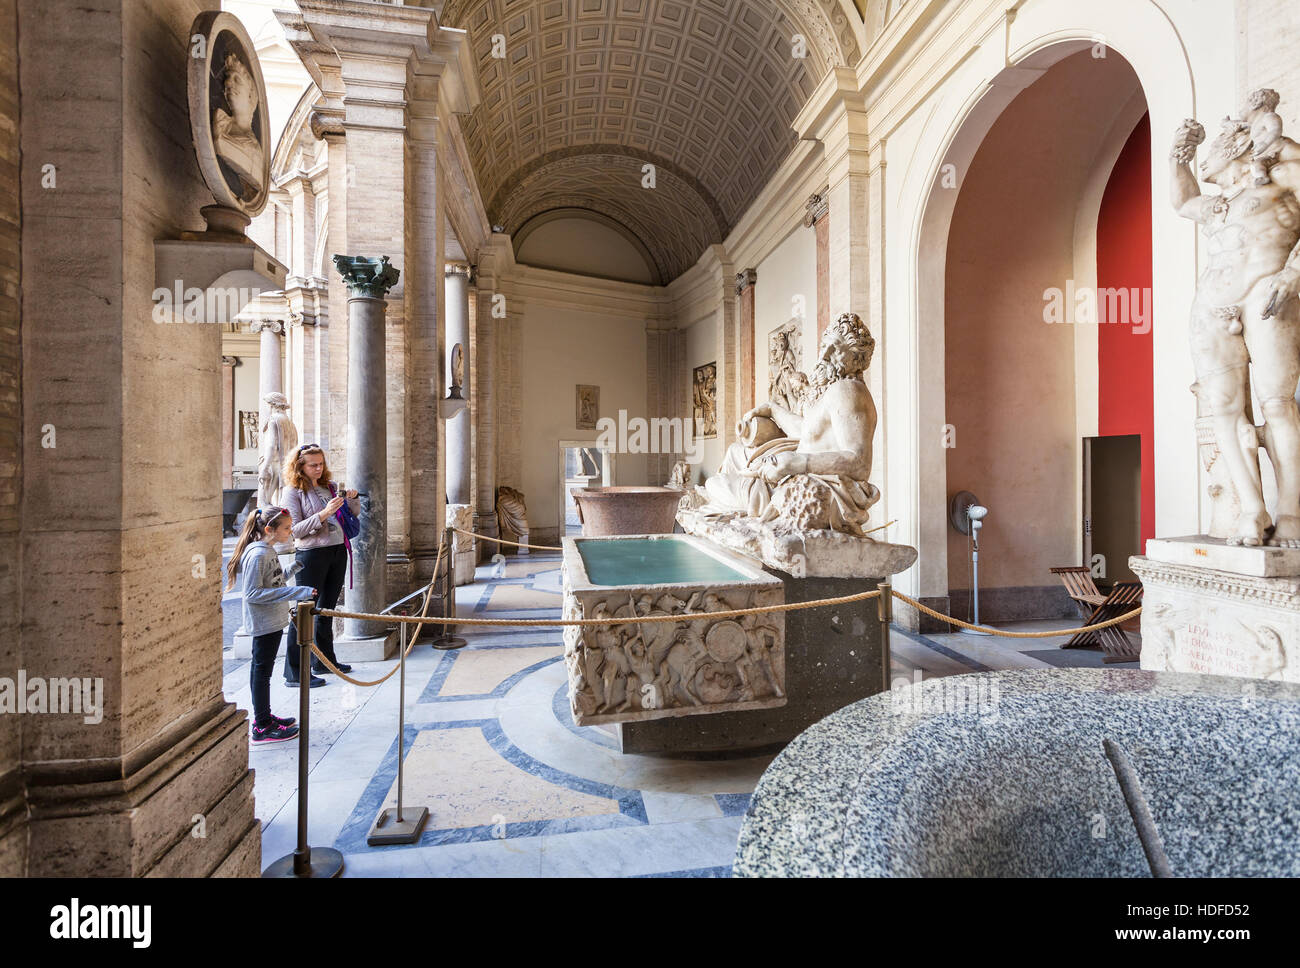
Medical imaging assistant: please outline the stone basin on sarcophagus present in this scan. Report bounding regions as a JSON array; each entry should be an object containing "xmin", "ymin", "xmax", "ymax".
[{"xmin": 561, "ymin": 534, "xmax": 786, "ymax": 734}]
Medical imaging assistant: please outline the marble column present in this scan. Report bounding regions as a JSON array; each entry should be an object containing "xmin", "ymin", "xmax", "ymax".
[
  {"xmin": 335, "ymin": 255, "xmax": 399, "ymax": 642},
  {"xmin": 445, "ymin": 262, "xmax": 474, "ymax": 583},
  {"xmin": 250, "ymin": 318, "xmax": 285, "ymax": 431},
  {"xmin": 445, "ymin": 263, "xmax": 472, "ymax": 507},
  {"xmin": 472, "ymin": 271, "xmax": 499, "ymax": 556},
  {"xmin": 804, "ymin": 192, "xmax": 830, "ymax": 342},
  {"xmin": 736, "ymin": 269, "xmax": 757, "ymax": 412},
  {"xmin": 221, "ymin": 356, "xmax": 238, "ymax": 489}
]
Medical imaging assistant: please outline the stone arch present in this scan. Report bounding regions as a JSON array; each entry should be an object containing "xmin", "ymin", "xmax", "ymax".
[{"xmin": 883, "ymin": 0, "xmax": 1199, "ymax": 602}]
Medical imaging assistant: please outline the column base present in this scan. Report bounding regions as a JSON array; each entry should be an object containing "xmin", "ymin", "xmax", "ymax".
[
  {"xmin": 23, "ymin": 698, "xmax": 259, "ymax": 876},
  {"xmin": 333, "ymin": 627, "xmax": 400, "ymax": 662}
]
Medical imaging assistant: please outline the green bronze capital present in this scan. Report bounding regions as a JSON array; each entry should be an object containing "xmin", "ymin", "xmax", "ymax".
[{"xmin": 333, "ymin": 254, "xmax": 400, "ymax": 298}]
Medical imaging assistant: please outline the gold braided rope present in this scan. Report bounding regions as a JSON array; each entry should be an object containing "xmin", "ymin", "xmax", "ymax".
[
  {"xmin": 890, "ymin": 589, "xmax": 1142, "ymax": 639},
  {"xmin": 454, "ymin": 527, "xmax": 562, "ymax": 552},
  {"xmin": 305, "ymin": 526, "xmax": 1146, "ymax": 685},
  {"xmin": 320, "ymin": 586, "xmax": 885, "ymax": 627},
  {"xmin": 305, "ymin": 536, "xmax": 446, "ymax": 688}
]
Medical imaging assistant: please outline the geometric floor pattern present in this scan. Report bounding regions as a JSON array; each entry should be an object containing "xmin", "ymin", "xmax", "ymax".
[{"xmin": 220, "ymin": 547, "xmax": 1136, "ymax": 877}]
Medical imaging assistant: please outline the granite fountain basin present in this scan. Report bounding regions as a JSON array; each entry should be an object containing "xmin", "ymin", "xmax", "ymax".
[
  {"xmin": 570, "ymin": 485, "xmax": 682, "ymax": 536},
  {"xmin": 561, "ymin": 533, "xmax": 785, "ymax": 732},
  {"xmin": 734, "ymin": 668, "xmax": 1300, "ymax": 877}
]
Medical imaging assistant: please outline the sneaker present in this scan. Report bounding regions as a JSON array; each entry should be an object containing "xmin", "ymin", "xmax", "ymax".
[
  {"xmin": 252, "ymin": 721, "xmax": 300, "ymax": 744},
  {"xmin": 284, "ymin": 675, "xmax": 327, "ymax": 688},
  {"xmin": 271, "ymin": 713, "xmax": 296, "ymax": 728}
]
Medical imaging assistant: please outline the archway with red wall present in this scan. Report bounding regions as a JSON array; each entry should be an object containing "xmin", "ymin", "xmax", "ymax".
[{"xmin": 1096, "ymin": 114, "xmax": 1156, "ymax": 546}]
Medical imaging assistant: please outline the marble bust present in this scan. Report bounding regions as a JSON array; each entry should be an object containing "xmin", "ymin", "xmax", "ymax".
[
  {"xmin": 699, "ymin": 311, "xmax": 880, "ymax": 535},
  {"xmin": 1171, "ymin": 88, "xmax": 1300, "ymax": 547},
  {"xmin": 213, "ymin": 52, "xmax": 264, "ymax": 197}
]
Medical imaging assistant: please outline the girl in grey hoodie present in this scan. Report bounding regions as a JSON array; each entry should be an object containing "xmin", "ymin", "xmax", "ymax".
[{"xmin": 225, "ymin": 507, "xmax": 317, "ymax": 744}]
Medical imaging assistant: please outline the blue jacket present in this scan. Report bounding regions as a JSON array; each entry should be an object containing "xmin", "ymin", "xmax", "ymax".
[{"xmin": 236, "ymin": 541, "xmax": 315, "ymax": 637}]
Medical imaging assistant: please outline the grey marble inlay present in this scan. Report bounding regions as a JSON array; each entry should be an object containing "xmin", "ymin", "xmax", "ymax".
[{"xmin": 734, "ymin": 669, "xmax": 1300, "ymax": 877}]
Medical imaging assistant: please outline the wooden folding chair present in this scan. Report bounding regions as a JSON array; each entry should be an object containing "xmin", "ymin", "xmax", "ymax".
[{"xmin": 1049, "ymin": 567, "xmax": 1144, "ymax": 661}]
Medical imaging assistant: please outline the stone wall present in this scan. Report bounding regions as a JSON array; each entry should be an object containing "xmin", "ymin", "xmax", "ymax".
[
  {"xmin": 0, "ymin": 0, "xmax": 23, "ymax": 877},
  {"xmin": 1236, "ymin": 0, "xmax": 1300, "ymax": 128},
  {"xmin": 16, "ymin": 0, "xmax": 257, "ymax": 876}
]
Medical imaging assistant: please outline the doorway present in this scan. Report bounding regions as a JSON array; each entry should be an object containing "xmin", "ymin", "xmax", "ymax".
[
  {"xmin": 559, "ymin": 442, "xmax": 614, "ymax": 536},
  {"xmin": 1083, "ymin": 434, "xmax": 1142, "ymax": 586}
]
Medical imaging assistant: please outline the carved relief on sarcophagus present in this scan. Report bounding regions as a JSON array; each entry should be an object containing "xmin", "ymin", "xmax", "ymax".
[{"xmin": 561, "ymin": 534, "xmax": 786, "ymax": 726}]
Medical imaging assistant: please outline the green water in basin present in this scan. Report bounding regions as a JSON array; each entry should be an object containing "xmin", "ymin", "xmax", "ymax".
[{"xmin": 577, "ymin": 538, "xmax": 750, "ymax": 587}]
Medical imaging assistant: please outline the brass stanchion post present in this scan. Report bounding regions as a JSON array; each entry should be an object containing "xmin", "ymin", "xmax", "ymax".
[
  {"xmin": 263, "ymin": 601, "xmax": 345, "ymax": 878},
  {"xmin": 367, "ymin": 618, "xmax": 429, "ymax": 844},
  {"xmin": 432, "ymin": 525, "xmax": 467, "ymax": 650},
  {"xmin": 877, "ymin": 579, "xmax": 893, "ymax": 692}
]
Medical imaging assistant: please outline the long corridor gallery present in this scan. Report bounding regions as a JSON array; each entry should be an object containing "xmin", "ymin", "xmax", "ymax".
[{"xmin": 3, "ymin": 0, "xmax": 1300, "ymax": 903}]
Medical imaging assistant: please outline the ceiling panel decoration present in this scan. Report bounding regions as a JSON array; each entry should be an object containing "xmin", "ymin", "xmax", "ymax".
[{"xmin": 441, "ymin": 0, "xmax": 856, "ymax": 283}]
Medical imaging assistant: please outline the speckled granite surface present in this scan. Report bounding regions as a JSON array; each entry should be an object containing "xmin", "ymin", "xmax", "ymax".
[{"xmin": 734, "ymin": 669, "xmax": 1300, "ymax": 877}]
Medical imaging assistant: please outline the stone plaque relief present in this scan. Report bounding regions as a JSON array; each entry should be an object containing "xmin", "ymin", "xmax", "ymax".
[
  {"xmin": 768, "ymin": 319, "xmax": 807, "ymax": 415},
  {"xmin": 1142, "ymin": 588, "xmax": 1293, "ymax": 682},
  {"xmin": 692, "ymin": 362, "xmax": 717, "ymax": 439},
  {"xmin": 187, "ymin": 11, "xmax": 272, "ymax": 220},
  {"xmin": 563, "ymin": 587, "xmax": 786, "ymax": 725},
  {"xmin": 576, "ymin": 384, "xmax": 599, "ymax": 430}
]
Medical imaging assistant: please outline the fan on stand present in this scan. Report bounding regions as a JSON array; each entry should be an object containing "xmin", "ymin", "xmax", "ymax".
[{"xmin": 949, "ymin": 491, "xmax": 991, "ymax": 636}]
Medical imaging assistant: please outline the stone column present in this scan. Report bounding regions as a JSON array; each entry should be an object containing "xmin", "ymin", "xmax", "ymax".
[
  {"xmin": 472, "ymin": 270, "xmax": 499, "ymax": 557},
  {"xmin": 804, "ymin": 192, "xmax": 830, "ymax": 342},
  {"xmin": 445, "ymin": 263, "xmax": 472, "ymax": 506},
  {"xmin": 336, "ymin": 256, "xmax": 399, "ymax": 644},
  {"xmin": 736, "ymin": 269, "xmax": 757, "ymax": 412},
  {"xmin": 445, "ymin": 262, "xmax": 474, "ymax": 583},
  {"xmin": 250, "ymin": 317, "xmax": 285, "ymax": 431},
  {"xmin": 221, "ymin": 356, "xmax": 238, "ymax": 489}
]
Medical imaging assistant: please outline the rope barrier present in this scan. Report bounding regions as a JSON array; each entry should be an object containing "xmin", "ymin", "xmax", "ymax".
[
  {"xmin": 306, "ymin": 526, "xmax": 1145, "ymax": 686},
  {"xmin": 306, "ymin": 536, "xmax": 446, "ymax": 687},
  {"xmin": 454, "ymin": 527, "xmax": 562, "ymax": 552},
  {"xmin": 319, "ymin": 586, "xmax": 885, "ymax": 627},
  {"xmin": 890, "ymin": 589, "xmax": 1142, "ymax": 639}
]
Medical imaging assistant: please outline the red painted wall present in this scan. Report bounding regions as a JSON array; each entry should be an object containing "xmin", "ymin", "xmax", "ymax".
[{"xmin": 1097, "ymin": 113, "xmax": 1155, "ymax": 544}]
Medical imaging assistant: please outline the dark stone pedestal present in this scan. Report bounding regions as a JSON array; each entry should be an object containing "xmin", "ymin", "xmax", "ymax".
[{"xmin": 616, "ymin": 572, "xmax": 888, "ymax": 755}]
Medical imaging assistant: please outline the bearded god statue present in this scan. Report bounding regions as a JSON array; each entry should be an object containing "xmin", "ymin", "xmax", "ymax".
[
  {"xmin": 698, "ymin": 311, "xmax": 880, "ymax": 536},
  {"xmin": 1171, "ymin": 89, "xmax": 1300, "ymax": 547}
]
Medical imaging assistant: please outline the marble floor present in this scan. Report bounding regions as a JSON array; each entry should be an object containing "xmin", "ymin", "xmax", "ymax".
[{"xmin": 220, "ymin": 544, "xmax": 1136, "ymax": 877}]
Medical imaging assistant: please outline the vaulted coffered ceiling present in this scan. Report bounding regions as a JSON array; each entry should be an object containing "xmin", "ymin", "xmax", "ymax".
[{"xmin": 441, "ymin": 0, "xmax": 862, "ymax": 283}]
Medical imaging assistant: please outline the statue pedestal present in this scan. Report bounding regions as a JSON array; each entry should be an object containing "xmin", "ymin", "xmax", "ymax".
[
  {"xmin": 1131, "ymin": 537, "xmax": 1300, "ymax": 683},
  {"xmin": 604, "ymin": 511, "xmax": 919, "ymax": 755}
]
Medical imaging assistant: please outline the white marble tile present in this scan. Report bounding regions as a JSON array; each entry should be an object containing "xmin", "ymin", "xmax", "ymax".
[
  {"xmin": 538, "ymin": 817, "xmax": 743, "ymax": 877},
  {"xmin": 641, "ymin": 791, "xmax": 724, "ymax": 825}
]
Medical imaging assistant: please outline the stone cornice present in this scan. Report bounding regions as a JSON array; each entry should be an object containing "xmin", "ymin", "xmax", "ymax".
[
  {"xmin": 1131, "ymin": 556, "xmax": 1300, "ymax": 610},
  {"xmin": 510, "ymin": 264, "xmax": 673, "ymax": 323}
]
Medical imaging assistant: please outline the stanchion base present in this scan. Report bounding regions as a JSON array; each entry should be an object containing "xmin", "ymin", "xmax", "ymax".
[
  {"xmin": 959, "ymin": 628, "xmax": 992, "ymax": 637},
  {"xmin": 431, "ymin": 635, "xmax": 467, "ymax": 651},
  {"xmin": 262, "ymin": 847, "xmax": 345, "ymax": 878},
  {"xmin": 367, "ymin": 806, "xmax": 429, "ymax": 845}
]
